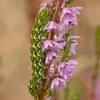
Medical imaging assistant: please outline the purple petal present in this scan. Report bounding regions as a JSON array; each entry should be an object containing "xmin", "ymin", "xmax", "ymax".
[
  {"xmin": 55, "ymin": 80, "xmax": 59, "ymax": 86},
  {"xmin": 28, "ymin": 65, "xmax": 32, "ymax": 70}
]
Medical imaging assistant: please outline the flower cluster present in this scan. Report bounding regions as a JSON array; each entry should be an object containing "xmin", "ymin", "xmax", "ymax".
[
  {"xmin": 43, "ymin": 7, "xmax": 82, "ymax": 33},
  {"xmin": 41, "ymin": 0, "xmax": 82, "ymax": 99}
]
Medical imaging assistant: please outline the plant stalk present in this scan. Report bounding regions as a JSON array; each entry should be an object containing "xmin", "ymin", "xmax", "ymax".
[{"xmin": 38, "ymin": 0, "xmax": 64, "ymax": 100}]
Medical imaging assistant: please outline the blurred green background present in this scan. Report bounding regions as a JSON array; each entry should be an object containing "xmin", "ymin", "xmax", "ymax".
[{"xmin": 0, "ymin": 0, "xmax": 100, "ymax": 100}]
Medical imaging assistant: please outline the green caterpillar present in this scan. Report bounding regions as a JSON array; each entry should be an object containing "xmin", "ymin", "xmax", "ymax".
[{"xmin": 28, "ymin": 8, "xmax": 50, "ymax": 100}]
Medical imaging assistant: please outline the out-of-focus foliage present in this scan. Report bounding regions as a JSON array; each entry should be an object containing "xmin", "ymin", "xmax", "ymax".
[
  {"xmin": 95, "ymin": 26, "xmax": 100, "ymax": 55},
  {"xmin": 64, "ymin": 26, "xmax": 100, "ymax": 100},
  {"xmin": 92, "ymin": 26, "xmax": 100, "ymax": 86},
  {"xmin": 73, "ymin": 96, "xmax": 78, "ymax": 100}
]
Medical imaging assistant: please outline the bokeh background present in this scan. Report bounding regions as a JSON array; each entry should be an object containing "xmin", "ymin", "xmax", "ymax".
[{"xmin": 0, "ymin": 0, "xmax": 100, "ymax": 100}]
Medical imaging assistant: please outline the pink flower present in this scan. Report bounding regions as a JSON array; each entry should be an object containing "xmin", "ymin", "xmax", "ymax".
[
  {"xmin": 42, "ymin": 39, "xmax": 65, "ymax": 52},
  {"xmin": 60, "ymin": 7, "xmax": 82, "ymax": 21},
  {"xmin": 54, "ymin": 34, "xmax": 64, "ymax": 41},
  {"xmin": 43, "ymin": 34, "xmax": 66, "ymax": 52},
  {"xmin": 46, "ymin": 51, "xmax": 58, "ymax": 64},
  {"xmin": 69, "ymin": 7, "xmax": 83, "ymax": 16},
  {"xmin": 51, "ymin": 77, "xmax": 66, "ymax": 92},
  {"xmin": 45, "ymin": 97, "xmax": 55, "ymax": 100},
  {"xmin": 68, "ymin": 36, "xmax": 81, "ymax": 56},
  {"xmin": 54, "ymin": 34, "xmax": 66, "ymax": 47},
  {"xmin": 60, "ymin": 8, "xmax": 71, "ymax": 22},
  {"xmin": 49, "ymin": 0, "xmax": 53, "ymax": 6},
  {"xmin": 58, "ymin": 60, "xmax": 78, "ymax": 81},
  {"xmin": 69, "ymin": 40, "xmax": 78, "ymax": 55},
  {"xmin": 69, "ymin": 36, "xmax": 81, "ymax": 39},
  {"xmin": 40, "ymin": 3, "xmax": 47, "ymax": 11},
  {"xmin": 62, "ymin": 0, "xmax": 68, "ymax": 8},
  {"xmin": 44, "ymin": 21, "xmax": 61, "ymax": 32},
  {"xmin": 48, "ymin": 63, "xmax": 55, "ymax": 77},
  {"xmin": 28, "ymin": 65, "xmax": 32, "ymax": 70},
  {"xmin": 51, "ymin": 41, "xmax": 65, "ymax": 51},
  {"xmin": 42, "ymin": 40, "xmax": 53, "ymax": 52},
  {"xmin": 59, "ymin": 7, "xmax": 82, "ymax": 32}
]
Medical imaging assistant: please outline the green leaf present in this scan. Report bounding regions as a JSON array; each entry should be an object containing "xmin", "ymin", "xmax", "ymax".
[
  {"xmin": 62, "ymin": 38, "xmax": 73, "ymax": 61},
  {"xmin": 95, "ymin": 26, "xmax": 100, "ymax": 54},
  {"xmin": 65, "ymin": 0, "xmax": 74, "ymax": 6},
  {"xmin": 65, "ymin": 29, "xmax": 71, "ymax": 38},
  {"xmin": 73, "ymin": 96, "xmax": 78, "ymax": 100}
]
